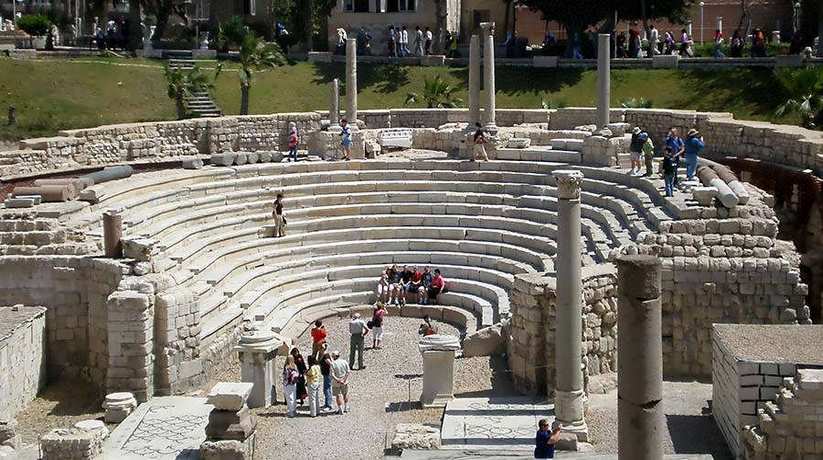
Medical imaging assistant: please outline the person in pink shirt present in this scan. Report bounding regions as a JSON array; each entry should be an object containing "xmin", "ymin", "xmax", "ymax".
[{"xmin": 287, "ymin": 122, "xmax": 299, "ymax": 162}]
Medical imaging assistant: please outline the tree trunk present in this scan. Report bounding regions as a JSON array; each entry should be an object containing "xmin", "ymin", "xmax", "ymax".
[
  {"xmin": 176, "ymin": 94, "xmax": 186, "ymax": 120},
  {"xmin": 240, "ymin": 84, "xmax": 250, "ymax": 115},
  {"xmin": 304, "ymin": 0, "xmax": 314, "ymax": 52},
  {"xmin": 128, "ymin": 0, "xmax": 141, "ymax": 52},
  {"xmin": 818, "ymin": 2, "xmax": 823, "ymax": 56},
  {"xmin": 152, "ymin": 1, "xmax": 172, "ymax": 42}
]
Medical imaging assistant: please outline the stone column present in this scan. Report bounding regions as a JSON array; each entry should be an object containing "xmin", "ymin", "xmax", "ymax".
[
  {"xmin": 419, "ymin": 335, "xmax": 461, "ymax": 408},
  {"xmin": 345, "ymin": 38, "xmax": 357, "ymax": 124},
  {"xmin": 468, "ymin": 34, "xmax": 481, "ymax": 127},
  {"xmin": 201, "ymin": 382, "xmax": 257, "ymax": 460},
  {"xmin": 480, "ymin": 22, "xmax": 496, "ymax": 131},
  {"xmin": 329, "ymin": 78, "xmax": 340, "ymax": 125},
  {"xmin": 552, "ymin": 169, "xmax": 588, "ymax": 441},
  {"xmin": 616, "ymin": 255, "xmax": 663, "ymax": 460},
  {"xmin": 596, "ymin": 34, "xmax": 611, "ymax": 129},
  {"xmin": 235, "ymin": 331, "xmax": 288, "ymax": 409},
  {"xmin": 103, "ymin": 209, "xmax": 123, "ymax": 258}
]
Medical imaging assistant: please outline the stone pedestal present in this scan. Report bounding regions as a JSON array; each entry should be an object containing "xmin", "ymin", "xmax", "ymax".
[
  {"xmin": 552, "ymin": 170, "xmax": 588, "ymax": 441},
  {"xmin": 596, "ymin": 34, "xmax": 611, "ymax": 129},
  {"xmin": 468, "ymin": 35, "xmax": 481, "ymax": 127},
  {"xmin": 201, "ymin": 382, "xmax": 257, "ymax": 460},
  {"xmin": 102, "ymin": 392, "xmax": 137, "ymax": 423},
  {"xmin": 234, "ymin": 331, "xmax": 289, "ymax": 408},
  {"xmin": 103, "ymin": 209, "xmax": 123, "ymax": 258},
  {"xmin": 480, "ymin": 22, "xmax": 496, "ymax": 132},
  {"xmin": 345, "ymin": 38, "xmax": 357, "ymax": 124},
  {"xmin": 419, "ymin": 335, "xmax": 461, "ymax": 408},
  {"xmin": 41, "ymin": 425, "xmax": 106, "ymax": 460},
  {"xmin": 616, "ymin": 255, "xmax": 663, "ymax": 460}
]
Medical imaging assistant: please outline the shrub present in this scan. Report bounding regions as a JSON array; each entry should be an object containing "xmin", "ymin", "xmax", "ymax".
[
  {"xmin": 17, "ymin": 15, "xmax": 51, "ymax": 36},
  {"xmin": 620, "ymin": 97, "xmax": 654, "ymax": 109}
]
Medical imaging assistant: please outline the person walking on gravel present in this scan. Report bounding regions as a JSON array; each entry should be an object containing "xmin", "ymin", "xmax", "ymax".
[
  {"xmin": 305, "ymin": 356, "xmax": 322, "ymax": 417},
  {"xmin": 371, "ymin": 302, "xmax": 387, "ymax": 349},
  {"xmin": 348, "ymin": 312, "xmax": 370, "ymax": 370},
  {"xmin": 311, "ymin": 320, "xmax": 327, "ymax": 360},
  {"xmin": 330, "ymin": 351, "xmax": 351, "ymax": 414},
  {"xmin": 320, "ymin": 352, "xmax": 334, "ymax": 411},
  {"xmin": 282, "ymin": 355, "xmax": 299, "ymax": 417}
]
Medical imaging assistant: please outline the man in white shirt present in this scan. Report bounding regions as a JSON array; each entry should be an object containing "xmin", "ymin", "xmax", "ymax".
[
  {"xmin": 348, "ymin": 312, "xmax": 370, "ymax": 370},
  {"xmin": 400, "ymin": 26, "xmax": 409, "ymax": 56},
  {"xmin": 649, "ymin": 25, "xmax": 660, "ymax": 55},
  {"xmin": 330, "ymin": 351, "xmax": 351, "ymax": 414},
  {"xmin": 414, "ymin": 26, "xmax": 424, "ymax": 56}
]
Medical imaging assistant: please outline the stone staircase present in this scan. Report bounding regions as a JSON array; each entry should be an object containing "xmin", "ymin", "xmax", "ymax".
[
  {"xmin": 165, "ymin": 50, "xmax": 196, "ymax": 70},
  {"xmin": 184, "ymin": 91, "xmax": 221, "ymax": 118}
]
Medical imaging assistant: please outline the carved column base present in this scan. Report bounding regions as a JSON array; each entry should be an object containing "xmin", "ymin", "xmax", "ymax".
[{"xmin": 555, "ymin": 389, "xmax": 589, "ymax": 442}]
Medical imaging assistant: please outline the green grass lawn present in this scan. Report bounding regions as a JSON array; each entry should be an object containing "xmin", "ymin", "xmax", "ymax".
[{"xmin": 0, "ymin": 57, "xmax": 796, "ymax": 141}]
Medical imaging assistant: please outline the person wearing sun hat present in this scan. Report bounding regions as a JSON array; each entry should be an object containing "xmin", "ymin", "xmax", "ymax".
[{"xmin": 683, "ymin": 128, "xmax": 705, "ymax": 181}]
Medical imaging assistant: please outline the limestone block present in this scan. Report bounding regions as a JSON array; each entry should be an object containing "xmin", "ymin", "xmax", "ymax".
[
  {"xmin": 40, "ymin": 427, "xmax": 104, "ymax": 460},
  {"xmin": 200, "ymin": 434, "xmax": 255, "ymax": 460},
  {"xmin": 390, "ymin": 424, "xmax": 440, "ymax": 451},
  {"xmin": 103, "ymin": 392, "xmax": 138, "ymax": 423},
  {"xmin": 692, "ymin": 186, "xmax": 718, "ymax": 206},
  {"xmin": 257, "ymin": 151, "xmax": 272, "ymax": 163},
  {"xmin": 210, "ymin": 153, "xmax": 235, "ymax": 167},
  {"xmin": 3, "ymin": 197, "xmax": 35, "ymax": 208},
  {"xmin": 182, "ymin": 158, "xmax": 204, "ymax": 170},
  {"xmin": 234, "ymin": 153, "xmax": 248, "ymax": 165},
  {"xmin": 462, "ymin": 323, "xmax": 505, "ymax": 357},
  {"xmin": 207, "ymin": 382, "xmax": 254, "ymax": 411},
  {"xmin": 506, "ymin": 138, "xmax": 531, "ymax": 149}
]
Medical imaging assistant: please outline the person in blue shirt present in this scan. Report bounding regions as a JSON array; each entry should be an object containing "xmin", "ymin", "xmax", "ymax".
[
  {"xmin": 339, "ymin": 118, "xmax": 352, "ymax": 161},
  {"xmin": 664, "ymin": 127, "xmax": 685, "ymax": 185},
  {"xmin": 535, "ymin": 419, "xmax": 562, "ymax": 458},
  {"xmin": 683, "ymin": 128, "xmax": 705, "ymax": 181}
]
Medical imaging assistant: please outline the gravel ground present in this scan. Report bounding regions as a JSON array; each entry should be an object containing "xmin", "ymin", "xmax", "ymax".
[
  {"xmin": 587, "ymin": 380, "xmax": 732, "ymax": 459},
  {"xmin": 14, "ymin": 378, "xmax": 106, "ymax": 446},
  {"xmin": 203, "ymin": 315, "xmax": 515, "ymax": 460}
]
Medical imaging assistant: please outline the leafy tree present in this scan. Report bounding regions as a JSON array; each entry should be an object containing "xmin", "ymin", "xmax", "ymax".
[
  {"xmin": 164, "ymin": 65, "xmax": 219, "ymax": 120},
  {"xmin": 239, "ymin": 33, "xmax": 286, "ymax": 115},
  {"xmin": 405, "ymin": 76, "xmax": 463, "ymax": 108},
  {"xmin": 141, "ymin": 0, "xmax": 190, "ymax": 43},
  {"xmin": 774, "ymin": 67, "xmax": 823, "ymax": 129},
  {"xmin": 16, "ymin": 15, "xmax": 51, "ymax": 36},
  {"xmin": 518, "ymin": 0, "xmax": 692, "ymax": 56}
]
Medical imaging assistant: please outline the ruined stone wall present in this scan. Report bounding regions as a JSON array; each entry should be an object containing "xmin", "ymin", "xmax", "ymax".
[
  {"xmin": 0, "ymin": 257, "xmax": 123, "ymax": 387},
  {"xmin": 507, "ymin": 266, "xmax": 618, "ymax": 396},
  {"xmin": 0, "ymin": 305, "xmax": 47, "ymax": 421},
  {"xmin": 152, "ymin": 285, "xmax": 205, "ymax": 397}
]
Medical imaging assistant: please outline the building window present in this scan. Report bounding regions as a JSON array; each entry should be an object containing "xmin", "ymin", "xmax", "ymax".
[
  {"xmin": 344, "ymin": 0, "xmax": 354, "ymax": 11},
  {"xmin": 387, "ymin": 0, "xmax": 415, "ymax": 12},
  {"xmin": 354, "ymin": 0, "xmax": 369, "ymax": 12}
]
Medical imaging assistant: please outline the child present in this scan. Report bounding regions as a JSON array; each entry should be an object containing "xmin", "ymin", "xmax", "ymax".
[
  {"xmin": 661, "ymin": 146, "xmax": 678, "ymax": 197},
  {"xmin": 340, "ymin": 118, "xmax": 352, "ymax": 161},
  {"xmin": 287, "ymin": 122, "xmax": 299, "ymax": 162}
]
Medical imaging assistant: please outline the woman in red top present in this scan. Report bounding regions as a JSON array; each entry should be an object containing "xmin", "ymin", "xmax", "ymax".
[
  {"xmin": 287, "ymin": 122, "xmax": 299, "ymax": 162},
  {"xmin": 427, "ymin": 269, "xmax": 445, "ymax": 304},
  {"xmin": 310, "ymin": 320, "xmax": 327, "ymax": 360}
]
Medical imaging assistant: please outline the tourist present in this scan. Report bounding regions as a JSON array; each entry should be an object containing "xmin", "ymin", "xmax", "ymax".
[
  {"xmin": 305, "ymin": 356, "xmax": 322, "ymax": 417},
  {"xmin": 348, "ymin": 312, "xmax": 370, "ymax": 370},
  {"xmin": 730, "ymin": 29, "xmax": 744, "ymax": 57},
  {"xmin": 642, "ymin": 131, "xmax": 655, "ymax": 177},
  {"xmin": 684, "ymin": 128, "xmax": 705, "ymax": 181},
  {"xmin": 663, "ymin": 31, "xmax": 675, "ymax": 55},
  {"xmin": 534, "ymin": 420, "xmax": 562, "ymax": 458},
  {"xmin": 330, "ymin": 351, "xmax": 351, "ymax": 414},
  {"xmin": 320, "ymin": 352, "xmax": 334, "ymax": 411},
  {"xmin": 376, "ymin": 270, "xmax": 391, "ymax": 303},
  {"xmin": 661, "ymin": 146, "xmax": 678, "ymax": 197},
  {"xmin": 400, "ymin": 265, "xmax": 414, "ymax": 306},
  {"xmin": 387, "ymin": 264, "xmax": 403, "ymax": 305},
  {"xmin": 339, "ymin": 118, "xmax": 352, "ymax": 161},
  {"xmin": 615, "ymin": 32, "xmax": 626, "ymax": 58},
  {"xmin": 665, "ymin": 128, "xmax": 685, "ymax": 185},
  {"xmin": 291, "ymin": 347, "xmax": 308, "ymax": 405},
  {"xmin": 424, "ymin": 27, "xmax": 433, "ymax": 55},
  {"xmin": 629, "ymin": 127, "xmax": 648, "ymax": 176},
  {"xmin": 388, "ymin": 25, "xmax": 397, "ymax": 57},
  {"xmin": 420, "ymin": 266, "xmax": 433, "ymax": 304},
  {"xmin": 751, "ymin": 27, "xmax": 767, "ymax": 57},
  {"xmin": 272, "ymin": 193, "xmax": 286, "ymax": 237},
  {"xmin": 428, "ymin": 269, "xmax": 446, "ymax": 304},
  {"xmin": 414, "ymin": 26, "xmax": 424, "ymax": 56},
  {"xmin": 649, "ymin": 24, "xmax": 660, "ymax": 55},
  {"xmin": 283, "ymin": 355, "xmax": 299, "ymax": 417},
  {"xmin": 419, "ymin": 315, "xmax": 438, "ymax": 336},
  {"xmin": 713, "ymin": 29, "xmax": 725, "ymax": 59},
  {"xmin": 371, "ymin": 301, "xmax": 387, "ymax": 349},
  {"xmin": 472, "ymin": 123, "xmax": 489, "ymax": 162},
  {"xmin": 287, "ymin": 122, "xmax": 299, "ymax": 162},
  {"xmin": 447, "ymin": 31, "xmax": 459, "ymax": 58},
  {"xmin": 400, "ymin": 26, "xmax": 409, "ymax": 56},
  {"xmin": 628, "ymin": 28, "xmax": 640, "ymax": 58},
  {"xmin": 679, "ymin": 28, "xmax": 693, "ymax": 57},
  {"xmin": 310, "ymin": 320, "xmax": 327, "ymax": 360},
  {"xmin": 410, "ymin": 266, "xmax": 424, "ymax": 304}
]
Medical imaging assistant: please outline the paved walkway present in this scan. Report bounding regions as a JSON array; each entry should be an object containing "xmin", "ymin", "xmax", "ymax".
[{"xmin": 441, "ymin": 397, "xmax": 554, "ymax": 450}]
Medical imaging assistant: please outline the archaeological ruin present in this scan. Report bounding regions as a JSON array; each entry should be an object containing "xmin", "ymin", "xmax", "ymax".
[{"xmin": 0, "ymin": 28, "xmax": 822, "ymax": 460}]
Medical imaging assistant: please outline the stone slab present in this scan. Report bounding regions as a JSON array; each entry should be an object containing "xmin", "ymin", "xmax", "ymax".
[
  {"xmin": 103, "ymin": 396, "xmax": 212, "ymax": 460},
  {"xmin": 713, "ymin": 324, "xmax": 823, "ymax": 364},
  {"xmin": 441, "ymin": 397, "xmax": 555, "ymax": 450},
  {"xmin": 206, "ymin": 382, "xmax": 254, "ymax": 411}
]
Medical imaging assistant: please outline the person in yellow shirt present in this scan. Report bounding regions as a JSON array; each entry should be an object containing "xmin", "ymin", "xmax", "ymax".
[{"xmin": 305, "ymin": 356, "xmax": 323, "ymax": 418}]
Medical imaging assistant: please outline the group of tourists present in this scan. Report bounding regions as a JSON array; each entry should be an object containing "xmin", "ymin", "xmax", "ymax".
[
  {"xmin": 282, "ymin": 342, "xmax": 352, "ymax": 418},
  {"xmin": 376, "ymin": 265, "xmax": 447, "ymax": 306},
  {"xmin": 629, "ymin": 125, "xmax": 706, "ymax": 197},
  {"xmin": 387, "ymin": 25, "xmax": 434, "ymax": 57}
]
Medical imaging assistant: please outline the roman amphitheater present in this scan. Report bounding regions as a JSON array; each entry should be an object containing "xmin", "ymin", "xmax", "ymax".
[{"xmin": 2, "ymin": 45, "xmax": 823, "ymax": 460}]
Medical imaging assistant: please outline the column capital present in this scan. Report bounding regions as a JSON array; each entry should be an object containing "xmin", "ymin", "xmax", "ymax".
[
  {"xmin": 553, "ymin": 170, "xmax": 584, "ymax": 200},
  {"xmin": 479, "ymin": 21, "xmax": 495, "ymax": 35}
]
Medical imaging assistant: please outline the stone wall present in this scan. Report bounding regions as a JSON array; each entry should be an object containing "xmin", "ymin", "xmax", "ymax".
[
  {"xmin": 0, "ymin": 305, "xmax": 47, "ymax": 421},
  {"xmin": 507, "ymin": 265, "xmax": 618, "ymax": 396},
  {"xmin": 152, "ymin": 284, "xmax": 206, "ymax": 396},
  {"xmin": 0, "ymin": 257, "xmax": 122, "ymax": 387}
]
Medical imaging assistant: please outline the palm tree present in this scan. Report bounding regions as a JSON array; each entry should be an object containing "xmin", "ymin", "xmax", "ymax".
[
  {"xmin": 405, "ymin": 75, "xmax": 463, "ymax": 108},
  {"xmin": 164, "ymin": 64, "xmax": 220, "ymax": 120},
  {"xmin": 239, "ymin": 33, "xmax": 286, "ymax": 115},
  {"xmin": 774, "ymin": 67, "xmax": 823, "ymax": 129}
]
